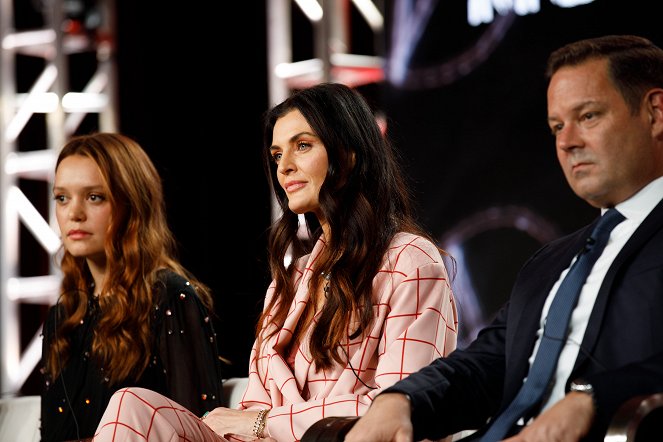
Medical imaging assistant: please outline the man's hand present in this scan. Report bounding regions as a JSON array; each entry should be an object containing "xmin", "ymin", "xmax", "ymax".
[
  {"xmin": 344, "ymin": 393, "xmax": 414, "ymax": 442},
  {"xmin": 504, "ymin": 392, "xmax": 595, "ymax": 441}
]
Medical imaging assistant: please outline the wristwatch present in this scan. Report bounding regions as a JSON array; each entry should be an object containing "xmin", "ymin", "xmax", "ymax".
[
  {"xmin": 570, "ymin": 379, "xmax": 596, "ymax": 410},
  {"xmin": 570, "ymin": 379, "xmax": 594, "ymax": 396}
]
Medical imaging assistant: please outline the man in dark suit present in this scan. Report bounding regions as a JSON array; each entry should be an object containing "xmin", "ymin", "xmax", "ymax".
[{"xmin": 341, "ymin": 34, "xmax": 663, "ymax": 442}]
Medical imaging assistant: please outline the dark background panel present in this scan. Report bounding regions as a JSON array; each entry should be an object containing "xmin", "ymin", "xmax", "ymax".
[{"xmin": 114, "ymin": 1, "xmax": 272, "ymax": 378}]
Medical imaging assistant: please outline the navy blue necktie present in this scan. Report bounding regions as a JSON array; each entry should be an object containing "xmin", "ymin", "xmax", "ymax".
[{"xmin": 480, "ymin": 208, "xmax": 625, "ymax": 441}]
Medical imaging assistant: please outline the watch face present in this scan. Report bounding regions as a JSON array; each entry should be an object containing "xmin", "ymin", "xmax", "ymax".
[{"xmin": 571, "ymin": 381, "xmax": 593, "ymax": 394}]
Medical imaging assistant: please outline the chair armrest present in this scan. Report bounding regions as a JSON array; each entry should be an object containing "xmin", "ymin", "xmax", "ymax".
[
  {"xmin": 0, "ymin": 395, "xmax": 40, "ymax": 442},
  {"xmin": 605, "ymin": 392, "xmax": 663, "ymax": 442},
  {"xmin": 221, "ymin": 377, "xmax": 249, "ymax": 408}
]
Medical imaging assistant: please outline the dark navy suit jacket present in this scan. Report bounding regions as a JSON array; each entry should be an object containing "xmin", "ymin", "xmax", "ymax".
[{"xmin": 385, "ymin": 198, "xmax": 663, "ymax": 441}]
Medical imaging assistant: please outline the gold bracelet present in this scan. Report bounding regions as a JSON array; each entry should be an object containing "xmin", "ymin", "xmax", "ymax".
[{"xmin": 253, "ymin": 409, "xmax": 269, "ymax": 438}]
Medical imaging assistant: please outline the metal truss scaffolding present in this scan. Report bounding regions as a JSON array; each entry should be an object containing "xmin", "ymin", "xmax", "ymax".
[
  {"xmin": 267, "ymin": 0, "xmax": 385, "ymax": 105},
  {"xmin": 0, "ymin": 0, "xmax": 118, "ymax": 397}
]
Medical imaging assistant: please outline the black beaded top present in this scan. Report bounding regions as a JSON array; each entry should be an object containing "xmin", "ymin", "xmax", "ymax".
[{"xmin": 40, "ymin": 269, "xmax": 224, "ymax": 442}]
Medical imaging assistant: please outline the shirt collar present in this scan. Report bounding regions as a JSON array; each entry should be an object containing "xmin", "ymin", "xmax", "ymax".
[{"xmin": 611, "ymin": 175, "xmax": 663, "ymax": 223}]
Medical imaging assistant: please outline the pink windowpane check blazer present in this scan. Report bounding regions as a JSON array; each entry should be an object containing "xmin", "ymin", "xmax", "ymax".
[{"xmin": 240, "ymin": 232, "xmax": 458, "ymax": 441}]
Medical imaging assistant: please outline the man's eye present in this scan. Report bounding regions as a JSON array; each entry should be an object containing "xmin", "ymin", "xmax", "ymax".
[{"xmin": 550, "ymin": 124, "xmax": 563, "ymax": 135}]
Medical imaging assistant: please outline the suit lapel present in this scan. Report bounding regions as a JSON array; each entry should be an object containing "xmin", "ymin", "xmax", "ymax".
[{"xmin": 576, "ymin": 198, "xmax": 663, "ymax": 368}]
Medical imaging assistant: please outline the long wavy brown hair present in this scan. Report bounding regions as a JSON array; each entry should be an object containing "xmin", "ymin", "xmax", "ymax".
[
  {"xmin": 44, "ymin": 132, "xmax": 213, "ymax": 385},
  {"xmin": 258, "ymin": 83, "xmax": 451, "ymax": 369}
]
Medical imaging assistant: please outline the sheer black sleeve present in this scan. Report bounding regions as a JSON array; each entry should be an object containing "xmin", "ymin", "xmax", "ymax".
[{"xmin": 153, "ymin": 270, "xmax": 225, "ymax": 416}]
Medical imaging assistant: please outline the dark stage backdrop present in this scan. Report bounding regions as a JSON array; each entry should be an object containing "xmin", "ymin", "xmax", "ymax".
[
  {"xmin": 114, "ymin": 2, "xmax": 272, "ymax": 378},
  {"xmin": 112, "ymin": 0, "xmax": 663, "ymax": 378}
]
